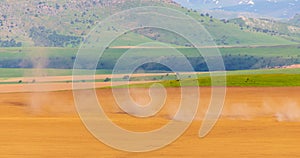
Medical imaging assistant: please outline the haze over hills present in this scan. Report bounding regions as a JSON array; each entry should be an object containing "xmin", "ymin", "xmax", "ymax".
[
  {"xmin": 288, "ymin": 14, "xmax": 300, "ymax": 26},
  {"xmin": 219, "ymin": 0, "xmax": 300, "ymax": 19},
  {"xmin": 174, "ymin": 0, "xmax": 300, "ymax": 19}
]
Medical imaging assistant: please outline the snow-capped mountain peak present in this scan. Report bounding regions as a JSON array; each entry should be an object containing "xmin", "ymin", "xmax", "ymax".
[
  {"xmin": 174, "ymin": 0, "xmax": 299, "ymax": 18},
  {"xmin": 239, "ymin": 0, "xmax": 255, "ymax": 5}
]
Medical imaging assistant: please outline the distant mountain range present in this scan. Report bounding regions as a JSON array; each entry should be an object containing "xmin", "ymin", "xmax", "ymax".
[{"xmin": 174, "ymin": 0, "xmax": 300, "ymax": 19}]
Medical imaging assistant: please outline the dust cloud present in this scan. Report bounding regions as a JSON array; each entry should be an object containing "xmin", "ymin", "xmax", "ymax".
[
  {"xmin": 22, "ymin": 48, "xmax": 49, "ymax": 114},
  {"xmin": 222, "ymin": 100, "xmax": 300, "ymax": 122}
]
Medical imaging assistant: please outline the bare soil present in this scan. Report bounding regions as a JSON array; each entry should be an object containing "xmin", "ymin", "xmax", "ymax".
[{"xmin": 1, "ymin": 87, "xmax": 300, "ymax": 157}]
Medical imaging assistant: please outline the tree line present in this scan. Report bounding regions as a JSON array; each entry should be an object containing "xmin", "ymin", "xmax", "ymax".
[
  {"xmin": 0, "ymin": 55, "xmax": 298, "ymax": 71},
  {"xmin": 29, "ymin": 26, "xmax": 83, "ymax": 47},
  {"xmin": 0, "ymin": 39, "xmax": 22, "ymax": 47}
]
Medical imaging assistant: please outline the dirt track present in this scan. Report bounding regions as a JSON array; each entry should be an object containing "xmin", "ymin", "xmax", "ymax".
[{"xmin": 1, "ymin": 87, "xmax": 300, "ymax": 157}]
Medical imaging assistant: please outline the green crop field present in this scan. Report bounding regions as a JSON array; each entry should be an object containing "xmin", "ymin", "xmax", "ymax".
[
  {"xmin": 0, "ymin": 45, "xmax": 299, "ymax": 78},
  {"xmin": 0, "ymin": 68, "xmax": 111, "ymax": 78},
  {"xmin": 1, "ymin": 65, "xmax": 299, "ymax": 87},
  {"xmin": 124, "ymin": 73, "xmax": 300, "ymax": 88},
  {"xmin": 1, "ymin": 44, "xmax": 299, "ymax": 59},
  {"xmin": 105, "ymin": 68, "xmax": 300, "ymax": 88}
]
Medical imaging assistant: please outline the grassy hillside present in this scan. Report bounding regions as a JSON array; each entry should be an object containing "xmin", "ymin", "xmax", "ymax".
[
  {"xmin": 0, "ymin": 0, "xmax": 299, "ymax": 48},
  {"xmin": 229, "ymin": 17, "xmax": 300, "ymax": 42},
  {"xmin": 0, "ymin": 0, "xmax": 179, "ymax": 47},
  {"xmin": 1, "ymin": 0, "xmax": 299, "ymax": 74}
]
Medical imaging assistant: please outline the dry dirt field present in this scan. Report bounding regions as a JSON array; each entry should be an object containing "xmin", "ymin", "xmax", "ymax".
[{"xmin": 1, "ymin": 85, "xmax": 300, "ymax": 157}]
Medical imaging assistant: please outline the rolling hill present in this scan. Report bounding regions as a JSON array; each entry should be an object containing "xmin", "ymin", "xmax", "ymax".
[
  {"xmin": 229, "ymin": 16, "xmax": 300, "ymax": 42},
  {"xmin": 0, "ymin": 0, "xmax": 299, "ymax": 72},
  {"xmin": 0, "ymin": 0, "xmax": 299, "ymax": 48}
]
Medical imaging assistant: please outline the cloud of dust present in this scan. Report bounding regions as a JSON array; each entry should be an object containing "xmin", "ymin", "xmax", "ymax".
[
  {"xmin": 222, "ymin": 103, "xmax": 255, "ymax": 120},
  {"xmin": 220, "ymin": 100, "xmax": 300, "ymax": 122},
  {"xmin": 162, "ymin": 97, "xmax": 300, "ymax": 122},
  {"xmin": 110, "ymin": 86, "xmax": 167, "ymax": 118},
  {"xmin": 22, "ymin": 48, "xmax": 49, "ymax": 114},
  {"xmin": 261, "ymin": 100, "xmax": 300, "ymax": 122}
]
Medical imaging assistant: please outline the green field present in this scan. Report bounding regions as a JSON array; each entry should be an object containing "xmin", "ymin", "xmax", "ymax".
[
  {"xmin": 0, "ymin": 45, "xmax": 299, "ymax": 71},
  {"xmin": 104, "ymin": 45, "xmax": 300, "ymax": 58},
  {"xmin": 1, "ymin": 44, "xmax": 299, "ymax": 87},
  {"xmin": 106, "ymin": 68, "xmax": 300, "ymax": 88},
  {"xmin": 1, "ymin": 44, "xmax": 299, "ymax": 58},
  {"xmin": 1, "ymin": 67, "xmax": 299, "ymax": 87},
  {"xmin": 0, "ymin": 68, "xmax": 111, "ymax": 78},
  {"xmin": 125, "ymin": 70, "xmax": 300, "ymax": 88}
]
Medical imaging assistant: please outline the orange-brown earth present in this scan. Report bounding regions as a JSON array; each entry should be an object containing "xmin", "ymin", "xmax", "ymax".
[{"xmin": 1, "ymin": 86, "xmax": 300, "ymax": 157}]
